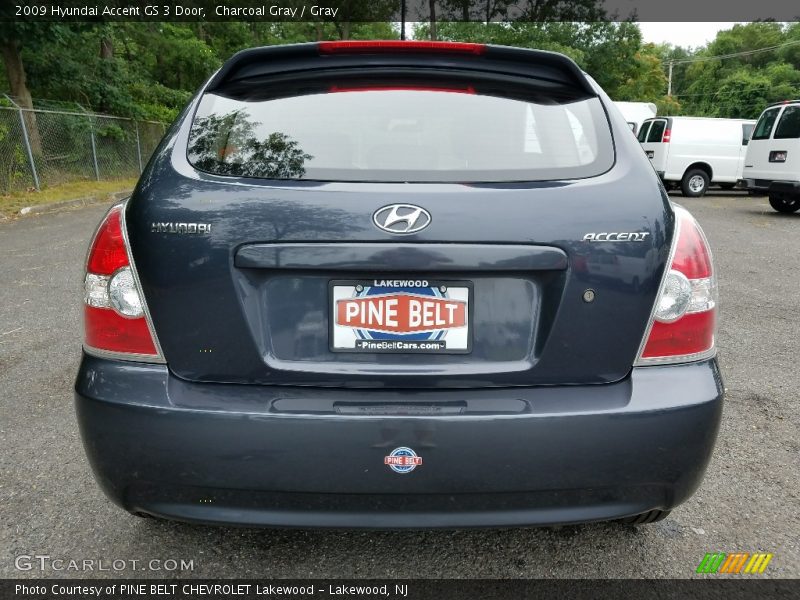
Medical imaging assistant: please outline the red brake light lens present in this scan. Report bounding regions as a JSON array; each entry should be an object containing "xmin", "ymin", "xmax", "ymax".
[
  {"xmin": 637, "ymin": 206, "xmax": 717, "ymax": 364},
  {"xmin": 83, "ymin": 205, "xmax": 162, "ymax": 361},
  {"xmin": 86, "ymin": 207, "xmax": 128, "ymax": 275},
  {"xmin": 319, "ymin": 41, "xmax": 486, "ymax": 55},
  {"xmin": 328, "ymin": 84, "xmax": 476, "ymax": 94},
  {"xmin": 662, "ymin": 128, "xmax": 671, "ymax": 143},
  {"xmin": 84, "ymin": 305, "xmax": 159, "ymax": 356},
  {"xmin": 640, "ymin": 312, "xmax": 715, "ymax": 360},
  {"xmin": 671, "ymin": 215, "xmax": 712, "ymax": 279}
]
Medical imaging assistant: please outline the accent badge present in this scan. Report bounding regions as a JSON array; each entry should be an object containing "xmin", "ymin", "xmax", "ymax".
[{"xmin": 384, "ymin": 447, "xmax": 423, "ymax": 474}]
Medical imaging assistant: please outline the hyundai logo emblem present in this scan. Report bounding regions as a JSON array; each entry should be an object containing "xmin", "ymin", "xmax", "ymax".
[{"xmin": 373, "ymin": 204, "xmax": 432, "ymax": 235}]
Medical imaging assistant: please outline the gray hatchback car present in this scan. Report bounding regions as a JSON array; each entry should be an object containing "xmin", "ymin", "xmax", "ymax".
[{"xmin": 75, "ymin": 41, "xmax": 723, "ymax": 528}]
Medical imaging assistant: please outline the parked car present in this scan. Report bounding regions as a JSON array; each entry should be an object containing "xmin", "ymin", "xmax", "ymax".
[
  {"xmin": 639, "ymin": 116, "xmax": 756, "ymax": 196},
  {"xmin": 613, "ymin": 101, "xmax": 657, "ymax": 135},
  {"xmin": 75, "ymin": 41, "xmax": 723, "ymax": 529},
  {"xmin": 740, "ymin": 100, "xmax": 800, "ymax": 213}
]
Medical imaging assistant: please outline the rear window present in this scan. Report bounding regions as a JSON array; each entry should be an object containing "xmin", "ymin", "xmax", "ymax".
[
  {"xmin": 637, "ymin": 121, "xmax": 652, "ymax": 142},
  {"xmin": 752, "ymin": 107, "xmax": 780, "ymax": 140},
  {"xmin": 646, "ymin": 120, "xmax": 666, "ymax": 143},
  {"xmin": 187, "ymin": 90, "xmax": 614, "ymax": 182},
  {"xmin": 742, "ymin": 123, "xmax": 754, "ymax": 144},
  {"xmin": 774, "ymin": 105, "xmax": 800, "ymax": 139}
]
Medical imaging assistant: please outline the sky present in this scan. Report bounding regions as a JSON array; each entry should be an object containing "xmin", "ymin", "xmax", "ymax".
[{"xmin": 638, "ymin": 22, "xmax": 740, "ymax": 49}]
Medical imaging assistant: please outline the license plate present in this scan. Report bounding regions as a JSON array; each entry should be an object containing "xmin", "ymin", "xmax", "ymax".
[{"xmin": 330, "ymin": 279, "xmax": 472, "ymax": 353}]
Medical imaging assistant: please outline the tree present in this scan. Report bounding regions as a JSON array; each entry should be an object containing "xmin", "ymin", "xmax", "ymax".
[
  {"xmin": 655, "ymin": 43, "xmax": 694, "ymax": 99},
  {"xmin": 678, "ymin": 22, "xmax": 800, "ymax": 118},
  {"xmin": 99, "ymin": 25, "xmax": 114, "ymax": 60},
  {"xmin": 187, "ymin": 111, "xmax": 312, "ymax": 179},
  {"xmin": 0, "ymin": 23, "xmax": 67, "ymax": 153},
  {"xmin": 429, "ymin": 0, "xmax": 438, "ymax": 41},
  {"xmin": 416, "ymin": 21, "xmax": 647, "ymax": 99},
  {"xmin": 614, "ymin": 44, "xmax": 669, "ymax": 103},
  {"xmin": 22, "ymin": 14, "xmax": 800, "ymax": 130}
]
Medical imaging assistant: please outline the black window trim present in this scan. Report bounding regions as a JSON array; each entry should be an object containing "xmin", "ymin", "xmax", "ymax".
[
  {"xmin": 645, "ymin": 118, "xmax": 668, "ymax": 144},
  {"xmin": 773, "ymin": 104, "xmax": 800, "ymax": 140},
  {"xmin": 637, "ymin": 120, "xmax": 652, "ymax": 143},
  {"xmin": 742, "ymin": 122, "xmax": 755, "ymax": 145},
  {"xmin": 752, "ymin": 107, "xmax": 782, "ymax": 141}
]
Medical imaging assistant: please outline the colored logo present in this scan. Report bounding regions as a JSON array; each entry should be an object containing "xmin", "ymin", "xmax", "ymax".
[
  {"xmin": 696, "ymin": 552, "xmax": 774, "ymax": 574},
  {"xmin": 331, "ymin": 281, "xmax": 471, "ymax": 353},
  {"xmin": 384, "ymin": 447, "xmax": 423, "ymax": 474}
]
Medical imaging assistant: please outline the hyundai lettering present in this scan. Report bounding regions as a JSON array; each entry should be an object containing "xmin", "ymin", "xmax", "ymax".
[{"xmin": 75, "ymin": 41, "xmax": 724, "ymax": 528}]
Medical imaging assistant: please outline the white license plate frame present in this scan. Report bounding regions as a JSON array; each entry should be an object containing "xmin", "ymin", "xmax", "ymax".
[{"xmin": 329, "ymin": 279, "xmax": 473, "ymax": 354}]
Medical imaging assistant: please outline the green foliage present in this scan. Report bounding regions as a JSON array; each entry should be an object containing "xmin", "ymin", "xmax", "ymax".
[
  {"xmin": 188, "ymin": 111, "xmax": 312, "ymax": 178},
  {"xmin": 613, "ymin": 45, "xmax": 668, "ymax": 102},
  {"xmin": 0, "ymin": 118, "xmax": 30, "ymax": 191},
  {"xmin": 0, "ymin": 21, "xmax": 400, "ymax": 122},
  {"xmin": 675, "ymin": 22, "xmax": 800, "ymax": 118},
  {"xmin": 96, "ymin": 123, "xmax": 127, "ymax": 142},
  {"xmin": 430, "ymin": 0, "xmax": 606, "ymax": 21},
  {"xmin": 126, "ymin": 23, "xmax": 221, "ymax": 92},
  {"xmin": 418, "ymin": 20, "xmax": 800, "ymax": 119},
  {"xmin": 417, "ymin": 21, "xmax": 669, "ymax": 106},
  {"xmin": 3, "ymin": 17, "xmax": 800, "ymax": 125}
]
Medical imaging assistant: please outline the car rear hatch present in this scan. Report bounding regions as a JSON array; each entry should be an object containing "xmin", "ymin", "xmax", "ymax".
[
  {"xmin": 126, "ymin": 41, "xmax": 673, "ymax": 388},
  {"xmin": 639, "ymin": 117, "xmax": 670, "ymax": 172},
  {"xmin": 745, "ymin": 103, "xmax": 800, "ymax": 180}
]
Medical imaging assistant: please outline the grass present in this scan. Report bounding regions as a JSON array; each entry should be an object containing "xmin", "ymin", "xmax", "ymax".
[{"xmin": 0, "ymin": 177, "xmax": 138, "ymax": 214}]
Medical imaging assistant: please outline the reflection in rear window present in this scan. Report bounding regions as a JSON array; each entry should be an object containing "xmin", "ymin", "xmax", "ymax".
[
  {"xmin": 187, "ymin": 90, "xmax": 614, "ymax": 182},
  {"xmin": 742, "ymin": 123, "xmax": 754, "ymax": 144},
  {"xmin": 774, "ymin": 105, "xmax": 800, "ymax": 139}
]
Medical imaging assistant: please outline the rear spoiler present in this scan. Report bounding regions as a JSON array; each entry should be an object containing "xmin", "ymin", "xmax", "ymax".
[{"xmin": 205, "ymin": 41, "xmax": 597, "ymax": 103}]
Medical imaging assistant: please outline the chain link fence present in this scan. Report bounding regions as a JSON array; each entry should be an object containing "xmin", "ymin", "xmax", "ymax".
[{"xmin": 0, "ymin": 96, "xmax": 168, "ymax": 194}]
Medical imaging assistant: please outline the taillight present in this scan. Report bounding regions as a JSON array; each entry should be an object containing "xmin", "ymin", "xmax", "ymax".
[
  {"xmin": 318, "ymin": 41, "xmax": 486, "ymax": 55},
  {"xmin": 328, "ymin": 84, "xmax": 476, "ymax": 94},
  {"xmin": 83, "ymin": 204, "xmax": 163, "ymax": 361},
  {"xmin": 635, "ymin": 205, "xmax": 717, "ymax": 365},
  {"xmin": 662, "ymin": 128, "xmax": 671, "ymax": 143}
]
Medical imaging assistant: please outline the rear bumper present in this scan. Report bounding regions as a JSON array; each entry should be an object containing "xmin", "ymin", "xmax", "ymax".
[
  {"xmin": 741, "ymin": 178, "xmax": 800, "ymax": 196},
  {"xmin": 75, "ymin": 354, "xmax": 724, "ymax": 528}
]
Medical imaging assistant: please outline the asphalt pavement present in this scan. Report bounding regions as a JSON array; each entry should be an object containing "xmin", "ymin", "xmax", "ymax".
[{"xmin": 1, "ymin": 194, "xmax": 798, "ymax": 578}]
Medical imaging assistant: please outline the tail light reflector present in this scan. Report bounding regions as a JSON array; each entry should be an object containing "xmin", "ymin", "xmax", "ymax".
[
  {"xmin": 83, "ymin": 204, "xmax": 163, "ymax": 361},
  {"xmin": 662, "ymin": 128, "xmax": 671, "ymax": 143},
  {"xmin": 636, "ymin": 206, "xmax": 717, "ymax": 365},
  {"xmin": 319, "ymin": 41, "xmax": 486, "ymax": 55}
]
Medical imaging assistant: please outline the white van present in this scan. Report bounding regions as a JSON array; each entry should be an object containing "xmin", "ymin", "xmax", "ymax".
[
  {"xmin": 613, "ymin": 101, "xmax": 657, "ymax": 135},
  {"xmin": 638, "ymin": 117, "xmax": 756, "ymax": 197},
  {"xmin": 740, "ymin": 100, "xmax": 800, "ymax": 213}
]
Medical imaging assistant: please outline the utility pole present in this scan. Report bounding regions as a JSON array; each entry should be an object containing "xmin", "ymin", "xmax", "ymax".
[
  {"xmin": 400, "ymin": 0, "xmax": 406, "ymax": 40},
  {"xmin": 667, "ymin": 60, "xmax": 674, "ymax": 96}
]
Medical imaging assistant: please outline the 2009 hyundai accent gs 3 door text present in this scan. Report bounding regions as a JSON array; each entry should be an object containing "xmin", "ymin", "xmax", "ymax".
[{"xmin": 75, "ymin": 41, "xmax": 723, "ymax": 528}]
